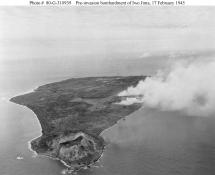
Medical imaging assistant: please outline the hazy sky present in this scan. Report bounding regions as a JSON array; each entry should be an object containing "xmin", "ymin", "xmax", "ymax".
[{"xmin": 0, "ymin": 6, "xmax": 215, "ymax": 61}]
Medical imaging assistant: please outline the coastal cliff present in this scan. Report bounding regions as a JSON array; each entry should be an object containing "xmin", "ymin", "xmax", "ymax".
[{"xmin": 10, "ymin": 76, "xmax": 145, "ymax": 169}]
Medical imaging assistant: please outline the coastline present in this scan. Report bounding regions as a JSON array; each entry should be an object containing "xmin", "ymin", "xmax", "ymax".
[
  {"xmin": 9, "ymin": 87, "xmax": 43, "ymax": 158},
  {"xmin": 10, "ymin": 76, "xmax": 145, "ymax": 170},
  {"xmin": 10, "ymin": 86, "xmax": 77, "ymax": 168},
  {"xmin": 100, "ymin": 106, "xmax": 143, "ymax": 138},
  {"xmin": 26, "ymin": 106, "xmax": 138, "ymax": 170},
  {"xmin": 11, "ymin": 88, "xmax": 105, "ymax": 170}
]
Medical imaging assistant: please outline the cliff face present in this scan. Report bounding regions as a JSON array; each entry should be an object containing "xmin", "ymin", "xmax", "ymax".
[{"xmin": 10, "ymin": 76, "xmax": 145, "ymax": 169}]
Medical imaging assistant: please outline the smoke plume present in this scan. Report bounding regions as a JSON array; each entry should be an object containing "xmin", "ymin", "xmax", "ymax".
[{"xmin": 119, "ymin": 58, "xmax": 215, "ymax": 116}]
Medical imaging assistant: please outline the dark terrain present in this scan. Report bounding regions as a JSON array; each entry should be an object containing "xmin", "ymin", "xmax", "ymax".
[{"xmin": 10, "ymin": 76, "xmax": 145, "ymax": 169}]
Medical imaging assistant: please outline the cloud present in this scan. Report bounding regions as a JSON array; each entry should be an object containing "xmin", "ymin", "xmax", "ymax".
[{"xmin": 119, "ymin": 58, "xmax": 215, "ymax": 116}]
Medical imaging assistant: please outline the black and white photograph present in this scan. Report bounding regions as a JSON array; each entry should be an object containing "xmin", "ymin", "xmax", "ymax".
[{"xmin": 1, "ymin": 5, "xmax": 215, "ymax": 175}]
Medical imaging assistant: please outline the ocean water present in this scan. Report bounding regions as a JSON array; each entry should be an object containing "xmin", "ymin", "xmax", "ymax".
[{"xmin": 1, "ymin": 57, "xmax": 215, "ymax": 175}]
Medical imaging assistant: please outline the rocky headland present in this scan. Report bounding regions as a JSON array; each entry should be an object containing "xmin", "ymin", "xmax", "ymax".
[{"xmin": 10, "ymin": 76, "xmax": 145, "ymax": 169}]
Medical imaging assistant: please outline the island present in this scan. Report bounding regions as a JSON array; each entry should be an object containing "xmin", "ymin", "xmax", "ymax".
[{"xmin": 10, "ymin": 76, "xmax": 145, "ymax": 170}]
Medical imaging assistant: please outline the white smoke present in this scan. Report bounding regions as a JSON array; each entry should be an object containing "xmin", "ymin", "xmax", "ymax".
[
  {"xmin": 117, "ymin": 97, "xmax": 144, "ymax": 105},
  {"xmin": 119, "ymin": 58, "xmax": 215, "ymax": 116}
]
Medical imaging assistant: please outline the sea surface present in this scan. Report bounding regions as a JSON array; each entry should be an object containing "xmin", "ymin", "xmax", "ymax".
[{"xmin": 1, "ymin": 56, "xmax": 215, "ymax": 175}]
